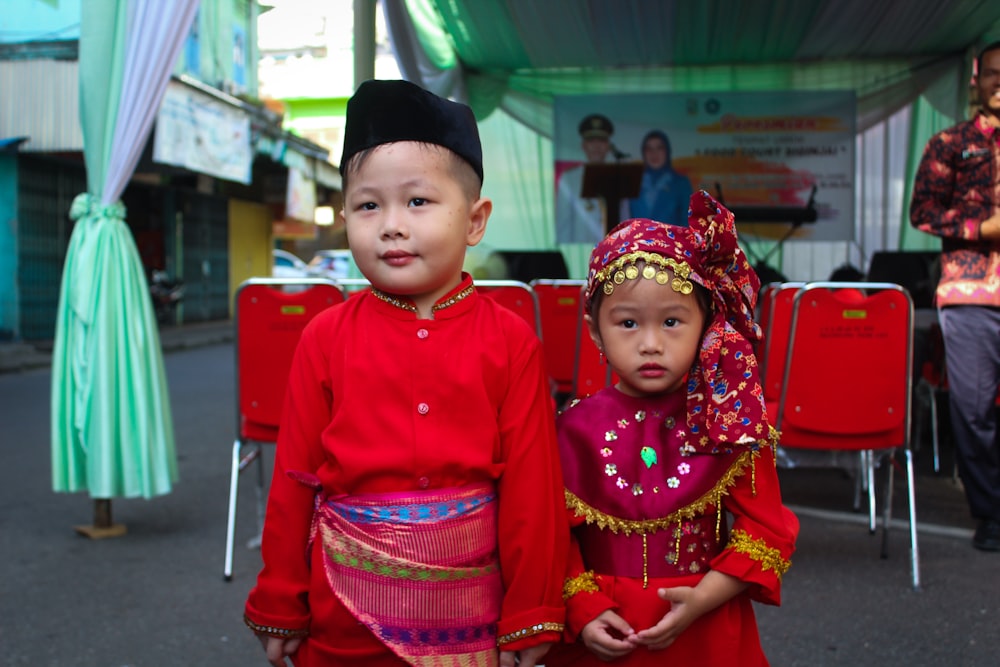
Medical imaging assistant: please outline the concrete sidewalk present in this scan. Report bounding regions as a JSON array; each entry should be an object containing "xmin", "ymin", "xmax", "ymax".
[{"xmin": 0, "ymin": 319, "xmax": 235, "ymax": 374}]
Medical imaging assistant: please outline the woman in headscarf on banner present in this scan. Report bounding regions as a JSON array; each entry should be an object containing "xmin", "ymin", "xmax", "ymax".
[{"xmin": 628, "ymin": 130, "xmax": 693, "ymax": 227}]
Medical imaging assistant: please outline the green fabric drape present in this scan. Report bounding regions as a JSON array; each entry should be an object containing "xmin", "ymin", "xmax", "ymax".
[{"xmin": 51, "ymin": 0, "xmax": 185, "ymax": 499}]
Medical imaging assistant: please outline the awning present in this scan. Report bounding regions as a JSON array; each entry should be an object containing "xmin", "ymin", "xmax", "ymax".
[{"xmin": 0, "ymin": 137, "xmax": 29, "ymax": 152}]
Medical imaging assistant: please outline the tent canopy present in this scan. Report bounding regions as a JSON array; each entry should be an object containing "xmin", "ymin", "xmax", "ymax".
[
  {"xmin": 424, "ymin": 0, "xmax": 1000, "ymax": 70},
  {"xmin": 385, "ymin": 1, "xmax": 1000, "ymax": 279}
]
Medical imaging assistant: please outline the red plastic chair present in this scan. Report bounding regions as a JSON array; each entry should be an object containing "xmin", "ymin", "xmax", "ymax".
[
  {"xmin": 760, "ymin": 282, "xmax": 805, "ymax": 401},
  {"xmin": 477, "ymin": 280, "xmax": 542, "ymax": 338},
  {"xmin": 769, "ymin": 281, "xmax": 920, "ymax": 589},
  {"xmin": 224, "ymin": 278, "xmax": 345, "ymax": 581},
  {"xmin": 571, "ymin": 283, "xmax": 617, "ymax": 400},
  {"xmin": 530, "ymin": 279, "xmax": 586, "ymax": 399}
]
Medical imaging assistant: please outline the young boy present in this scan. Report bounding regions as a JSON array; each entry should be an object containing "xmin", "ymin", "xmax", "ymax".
[{"xmin": 244, "ymin": 80, "xmax": 568, "ymax": 667}]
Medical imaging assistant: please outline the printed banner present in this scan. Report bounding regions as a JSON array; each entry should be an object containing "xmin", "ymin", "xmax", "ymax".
[
  {"xmin": 153, "ymin": 80, "xmax": 253, "ymax": 184},
  {"xmin": 554, "ymin": 91, "xmax": 856, "ymax": 245}
]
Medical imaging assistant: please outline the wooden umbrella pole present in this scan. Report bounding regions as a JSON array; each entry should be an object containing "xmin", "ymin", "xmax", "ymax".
[{"xmin": 74, "ymin": 499, "xmax": 127, "ymax": 539}]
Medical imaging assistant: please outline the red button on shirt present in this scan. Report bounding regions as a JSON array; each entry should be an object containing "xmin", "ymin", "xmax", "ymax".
[
  {"xmin": 417, "ymin": 402, "xmax": 429, "ymax": 415},
  {"xmin": 417, "ymin": 328, "xmax": 429, "ymax": 339},
  {"xmin": 418, "ymin": 476, "xmax": 430, "ymax": 489}
]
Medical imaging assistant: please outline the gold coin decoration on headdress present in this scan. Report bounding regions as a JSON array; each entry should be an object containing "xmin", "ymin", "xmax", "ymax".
[{"xmin": 591, "ymin": 250, "xmax": 695, "ymax": 300}]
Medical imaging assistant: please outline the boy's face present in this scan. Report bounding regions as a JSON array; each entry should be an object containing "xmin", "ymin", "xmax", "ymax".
[
  {"xmin": 586, "ymin": 270, "xmax": 705, "ymax": 398},
  {"xmin": 343, "ymin": 142, "xmax": 490, "ymax": 316}
]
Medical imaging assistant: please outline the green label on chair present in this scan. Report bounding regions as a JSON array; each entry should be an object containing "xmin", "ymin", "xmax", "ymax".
[
  {"xmin": 842, "ymin": 309, "xmax": 867, "ymax": 319},
  {"xmin": 281, "ymin": 305, "xmax": 306, "ymax": 315}
]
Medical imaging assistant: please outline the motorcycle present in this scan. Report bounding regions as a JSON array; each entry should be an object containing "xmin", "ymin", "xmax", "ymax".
[{"xmin": 149, "ymin": 269, "xmax": 184, "ymax": 324}]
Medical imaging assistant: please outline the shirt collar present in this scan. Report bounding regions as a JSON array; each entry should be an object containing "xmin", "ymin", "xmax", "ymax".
[
  {"xmin": 974, "ymin": 111, "xmax": 999, "ymax": 139},
  {"xmin": 368, "ymin": 273, "xmax": 476, "ymax": 320}
]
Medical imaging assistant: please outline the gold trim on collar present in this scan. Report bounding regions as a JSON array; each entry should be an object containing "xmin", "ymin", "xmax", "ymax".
[{"xmin": 370, "ymin": 285, "xmax": 474, "ymax": 314}]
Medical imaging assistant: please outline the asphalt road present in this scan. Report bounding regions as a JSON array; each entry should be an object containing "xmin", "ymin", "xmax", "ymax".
[{"xmin": 1, "ymin": 340, "xmax": 997, "ymax": 666}]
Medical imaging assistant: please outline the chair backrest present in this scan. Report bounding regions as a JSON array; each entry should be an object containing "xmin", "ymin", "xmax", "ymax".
[
  {"xmin": 530, "ymin": 279, "xmax": 586, "ymax": 395},
  {"xmin": 760, "ymin": 282, "xmax": 805, "ymax": 400},
  {"xmin": 773, "ymin": 282, "xmax": 913, "ymax": 451},
  {"xmin": 235, "ymin": 278, "xmax": 345, "ymax": 441},
  {"xmin": 477, "ymin": 280, "xmax": 542, "ymax": 338},
  {"xmin": 572, "ymin": 283, "xmax": 617, "ymax": 399}
]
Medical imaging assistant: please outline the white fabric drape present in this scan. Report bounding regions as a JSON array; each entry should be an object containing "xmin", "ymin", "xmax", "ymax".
[{"xmin": 103, "ymin": 0, "xmax": 200, "ymax": 205}]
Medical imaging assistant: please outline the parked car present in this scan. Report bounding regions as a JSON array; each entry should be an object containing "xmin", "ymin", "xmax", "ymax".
[
  {"xmin": 307, "ymin": 249, "xmax": 352, "ymax": 280},
  {"xmin": 271, "ymin": 248, "xmax": 311, "ymax": 279}
]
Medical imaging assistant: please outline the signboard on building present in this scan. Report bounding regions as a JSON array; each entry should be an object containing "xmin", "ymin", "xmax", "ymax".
[{"xmin": 153, "ymin": 80, "xmax": 253, "ymax": 184}]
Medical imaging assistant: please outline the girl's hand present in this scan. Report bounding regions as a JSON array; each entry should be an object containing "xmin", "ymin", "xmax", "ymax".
[
  {"xmin": 499, "ymin": 641, "xmax": 552, "ymax": 667},
  {"xmin": 629, "ymin": 586, "xmax": 699, "ymax": 650},
  {"xmin": 580, "ymin": 610, "xmax": 637, "ymax": 660},
  {"xmin": 631, "ymin": 572, "xmax": 747, "ymax": 651},
  {"xmin": 259, "ymin": 634, "xmax": 303, "ymax": 667}
]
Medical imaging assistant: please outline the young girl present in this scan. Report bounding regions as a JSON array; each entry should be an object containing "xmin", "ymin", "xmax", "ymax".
[{"xmin": 548, "ymin": 191, "xmax": 799, "ymax": 666}]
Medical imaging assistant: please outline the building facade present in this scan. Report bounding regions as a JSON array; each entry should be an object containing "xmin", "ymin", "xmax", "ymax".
[{"xmin": 0, "ymin": 0, "xmax": 337, "ymax": 341}]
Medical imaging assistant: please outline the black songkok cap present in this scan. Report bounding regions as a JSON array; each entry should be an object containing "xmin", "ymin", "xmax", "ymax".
[
  {"xmin": 340, "ymin": 79, "xmax": 484, "ymax": 183},
  {"xmin": 578, "ymin": 114, "xmax": 614, "ymax": 139}
]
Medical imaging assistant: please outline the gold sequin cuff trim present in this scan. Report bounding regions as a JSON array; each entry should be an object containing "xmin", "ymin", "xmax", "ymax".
[
  {"xmin": 563, "ymin": 570, "xmax": 600, "ymax": 600},
  {"xmin": 496, "ymin": 622, "xmax": 564, "ymax": 646},
  {"xmin": 728, "ymin": 529, "xmax": 791, "ymax": 580},
  {"xmin": 244, "ymin": 615, "xmax": 309, "ymax": 639}
]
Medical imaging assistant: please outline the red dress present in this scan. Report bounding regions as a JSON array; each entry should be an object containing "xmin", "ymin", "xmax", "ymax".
[
  {"xmin": 548, "ymin": 387, "xmax": 798, "ymax": 667},
  {"xmin": 244, "ymin": 276, "xmax": 568, "ymax": 665}
]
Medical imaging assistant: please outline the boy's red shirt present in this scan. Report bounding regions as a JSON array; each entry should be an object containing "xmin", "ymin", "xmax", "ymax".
[{"xmin": 245, "ymin": 275, "xmax": 568, "ymax": 653}]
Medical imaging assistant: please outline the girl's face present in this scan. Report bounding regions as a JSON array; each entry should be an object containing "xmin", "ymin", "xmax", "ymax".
[{"xmin": 587, "ymin": 271, "xmax": 705, "ymax": 397}]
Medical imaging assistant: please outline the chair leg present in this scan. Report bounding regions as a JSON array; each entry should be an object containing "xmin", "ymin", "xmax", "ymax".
[
  {"xmin": 223, "ymin": 439, "xmax": 243, "ymax": 582},
  {"xmin": 249, "ymin": 442, "xmax": 266, "ymax": 549},
  {"xmin": 866, "ymin": 450, "xmax": 877, "ymax": 534},
  {"xmin": 927, "ymin": 384, "xmax": 940, "ymax": 474},
  {"xmin": 880, "ymin": 450, "xmax": 895, "ymax": 558},
  {"xmin": 852, "ymin": 451, "xmax": 864, "ymax": 511},
  {"xmin": 904, "ymin": 448, "xmax": 921, "ymax": 591}
]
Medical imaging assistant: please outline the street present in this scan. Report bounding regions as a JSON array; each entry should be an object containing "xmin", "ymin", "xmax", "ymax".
[{"xmin": 2, "ymin": 341, "xmax": 998, "ymax": 666}]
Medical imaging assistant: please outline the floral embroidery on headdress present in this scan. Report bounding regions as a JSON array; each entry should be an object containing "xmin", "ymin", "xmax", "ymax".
[{"xmin": 585, "ymin": 190, "xmax": 769, "ymax": 453}]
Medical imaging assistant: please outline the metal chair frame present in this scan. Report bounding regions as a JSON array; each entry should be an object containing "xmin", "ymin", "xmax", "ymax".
[
  {"xmin": 223, "ymin": 277, "xmax": 345, "ymax": 581},
  {"xmin": 773, "ymin": 281, "xmax": 920, "ymax": 590}
]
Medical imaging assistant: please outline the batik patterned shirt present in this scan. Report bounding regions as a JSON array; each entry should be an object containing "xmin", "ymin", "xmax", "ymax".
[{"xmin": 910, "ymin": 112, "xmax": 1000, "ymax": 306}]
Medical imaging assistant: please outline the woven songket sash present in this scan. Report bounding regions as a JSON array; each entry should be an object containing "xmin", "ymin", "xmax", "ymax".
[{"xmin": 318, "ymin": 483, "xmax": 502, "ymax": 667}]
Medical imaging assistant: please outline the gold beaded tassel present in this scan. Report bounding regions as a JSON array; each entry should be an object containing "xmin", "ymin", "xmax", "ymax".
[
  {"xmin": 715, "ymin": 491, "xmax": 723, "ymax": 542},
  {"xmin": 675, "ymin": 522, "xmax": 682, "ymax": 572},
  {"xmin": 642, "ymin": 532, "xmax": 649, "ymax": 589}
]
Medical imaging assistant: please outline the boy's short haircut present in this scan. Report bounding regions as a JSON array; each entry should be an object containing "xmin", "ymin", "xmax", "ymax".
[{"xmin": 340, "ymin": 79, "xmax": 484, "ymax": 186}]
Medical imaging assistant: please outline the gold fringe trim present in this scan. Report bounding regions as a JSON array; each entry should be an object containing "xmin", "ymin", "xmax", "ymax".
[
  {"xmin": 565, "ymin": 450, "xmax": 756, "ymax": 536},
  {"xmin": 728, "ymin": 529, "xmax": 792, "ymax": 580},
  {"xmin": 562, "ymin": 570, "xmax": 600, "ymax": 600},
  {"xmin": 497, "ymin": 622, "xmax": 564, "ymax": 646}
]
